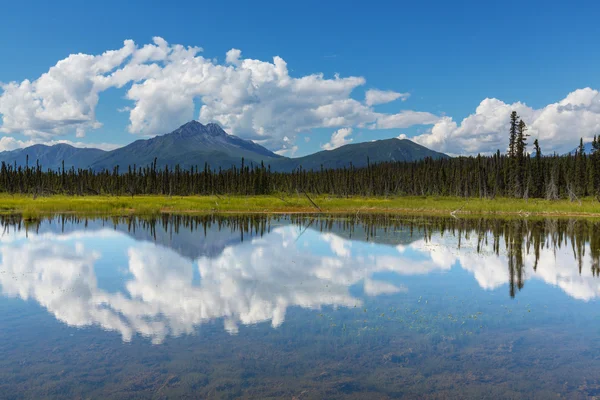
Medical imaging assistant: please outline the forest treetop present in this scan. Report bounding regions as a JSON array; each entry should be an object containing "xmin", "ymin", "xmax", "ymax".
[{"xmin": 1, "ymin": 112, "xmax": 599, "ymax": 201}]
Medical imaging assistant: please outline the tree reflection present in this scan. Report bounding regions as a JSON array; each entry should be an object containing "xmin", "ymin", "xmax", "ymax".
[{"xmin": 2, "ymin": 213, "xmax": 600, "ymax": 301}]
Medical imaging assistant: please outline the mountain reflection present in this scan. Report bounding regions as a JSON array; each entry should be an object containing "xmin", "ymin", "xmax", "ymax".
[{"xmin": 1, "ymin": 214, "xmax": 600, "ymax": 342}]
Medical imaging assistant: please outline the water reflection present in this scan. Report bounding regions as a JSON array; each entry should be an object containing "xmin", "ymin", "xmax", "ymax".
[{"xmin": 1, "ymin": 215, "xmax": 600, "ymax": 344}]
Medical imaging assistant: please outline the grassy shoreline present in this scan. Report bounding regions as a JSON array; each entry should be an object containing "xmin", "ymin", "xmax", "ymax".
[{"xmin": 1, "ymin": 194, "xmax": 600, "ymax": 218}]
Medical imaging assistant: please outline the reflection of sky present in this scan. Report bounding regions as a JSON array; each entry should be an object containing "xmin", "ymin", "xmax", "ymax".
[{"xmin": 0, "ymin": 222, "xmax": 599, "ymax": 343}]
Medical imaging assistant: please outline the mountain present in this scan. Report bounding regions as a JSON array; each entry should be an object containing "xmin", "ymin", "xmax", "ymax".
[
  {"xmin": 269, "ymin": 138, "xmax": 448, "ymax": 171},
  {"xmin": 89, "ymin": 121, "xmax": 283, "ymax": 171},
  {"xmin": 566, "ymin": 142, "xmax": 595, "ymax": 156},
  {"xmin": 0, "ymin": 144, "xmax": 106, "ymax": 170},
  {"xmin": 1, "ymin": 121, "xmax": 448, "ymax": 172}
]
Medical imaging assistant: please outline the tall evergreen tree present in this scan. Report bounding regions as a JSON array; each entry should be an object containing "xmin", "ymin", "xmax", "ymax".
[
  {"xmin": 508, "ymin": 111, "xmax": 518, "ymax": 157},
  {"xmin": 508, "ymin": 111, "xmax": 519, "ymax": 193},
  {"xmin": 533, "ymin": 139, "xmax": 543, "ymax": 197},
  {"xmin": 514, "ymin": 118, "xmax": 528, "ymax": 197},
  {"xmin": 576, "ymin": 138, "xmax": 587, "ymax": 196},
  {"xmin": 592, "ymin": 135, "xmax": 600, "ymax": 199}
]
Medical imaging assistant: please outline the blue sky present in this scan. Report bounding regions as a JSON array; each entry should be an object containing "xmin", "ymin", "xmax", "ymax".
[{"xmin": 1, "ymin": 0, "xmax": 600, "ymax": 156}]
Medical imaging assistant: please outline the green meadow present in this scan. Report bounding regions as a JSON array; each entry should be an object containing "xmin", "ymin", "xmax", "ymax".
[{"xmin": 1, "ymin": 194, "xmax": 600, "ymax": 219}]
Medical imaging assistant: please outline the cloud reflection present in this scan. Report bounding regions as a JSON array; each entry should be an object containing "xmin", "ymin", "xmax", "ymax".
[{"xmin": 0, "ymin": 224, "xmax": 598, "ymax": 343}]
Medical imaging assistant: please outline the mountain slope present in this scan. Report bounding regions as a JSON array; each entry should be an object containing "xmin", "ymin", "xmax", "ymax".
[
  {"xmin": 0, "ymin": 144, "xmax": 106, "ymax": 170},
  {"xmin": 269, "ymin": 138, "xmax": 448, "ymax": 171},
  {"xmin": 566, "ymin": 142, "xmax": 595, "ymax": 156},
  {"xmin": 1, "ymin": 121, "xmax": 449, "ymax": 172},
  {"xmin": 90, "ymin": 121, "xmax": 282, "ymax": 171}
]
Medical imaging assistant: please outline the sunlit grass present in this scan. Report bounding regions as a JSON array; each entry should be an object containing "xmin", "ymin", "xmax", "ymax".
[{"xmin": 1, "ymin": 193, "xmax": 600, "ymax": 217}]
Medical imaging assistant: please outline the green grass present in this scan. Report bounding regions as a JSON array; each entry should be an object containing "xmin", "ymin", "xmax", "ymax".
[{"xmin": 1, "ymin": 193, "xmax": 600, "ymax": 218}]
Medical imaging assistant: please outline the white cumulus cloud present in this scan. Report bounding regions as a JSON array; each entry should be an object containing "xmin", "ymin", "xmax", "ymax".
[
  {"xmin": 321, "ymin": 128, "xmax": 353, "ymax": 150},
  {"xmin": 5, "ymin": 37, "xmax": 600, "ymax": 156},
  {"xmin": 0, "ymin": 40, "xmax": 137, "ymax": 137},
  {"xmin": 365, "ymin": 89, "xmax": 410, "ymax": 106},
  {"xmin": 404, "ymin": 88, "xmax": 600, "ymax": 155},
  {"xmin": 0, "ymin": 37, "xmax": 437, "ymax": 153}
]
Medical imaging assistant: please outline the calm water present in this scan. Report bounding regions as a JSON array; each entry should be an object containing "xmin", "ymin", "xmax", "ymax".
[{"xmin": 1, "ymin": 214, "xmax": 600, "ymax": 399}]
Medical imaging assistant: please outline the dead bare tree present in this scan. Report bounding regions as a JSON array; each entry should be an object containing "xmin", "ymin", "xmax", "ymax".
[
  {"xmin": 545, "ymin": 174, "xmax": 559, "ymax": 201},
  {"xmin": 567, "ymin": 183, "xmax": 582, "ymax": 206},
  {"xmin": 302, "ymin": 190, "xmax": 322, "ymax": 212}
]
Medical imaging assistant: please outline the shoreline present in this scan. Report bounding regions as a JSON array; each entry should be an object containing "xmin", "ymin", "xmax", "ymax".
[{"xmin": 1, "ymin": 194, "xmax": 600, "ymax": 219}]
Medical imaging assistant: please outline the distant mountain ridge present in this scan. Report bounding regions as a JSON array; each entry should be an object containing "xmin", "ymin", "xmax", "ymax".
[
  {"xmin": 270, "ymin": 138, "xmax": 448, "ymax": 171},
  {"xmin": 566, "ymin": 142, "xmax": 595, "ymax": 156},
  {"xmin": 0, "ymin": 121, "xmax": 448, "ymax": 172},
  {"xmin": 0, "ymin": 143, "xmax": 106, "ymax": 170}
]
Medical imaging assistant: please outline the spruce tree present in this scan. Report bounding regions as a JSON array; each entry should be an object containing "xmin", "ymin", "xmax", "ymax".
[
  {"xmin": 508, "ymin": 111, "xmax": 519, "ymax": 195},
  {"xmin": 576, "ymin": 138, "xmax": 587, "ymax": 196},
  {"xmin": 509, "ymin": 111, "xmax": 518, "ymax": 158},
  {"xmin": 514, "ymin": 117, "xmax": 528, "ymax": 197},
  {"xmin": 533, "ymin": 139, "xmax": 543, "ymax": 197},
  {"xmin": 592, "ymin": 135, "xmax": 600, "ymax": 199}
]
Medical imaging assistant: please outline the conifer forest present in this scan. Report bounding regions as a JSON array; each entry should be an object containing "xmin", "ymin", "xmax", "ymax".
[{"xmin": 2, "ymin": 112, "xmax": 600, "ymax": 200}]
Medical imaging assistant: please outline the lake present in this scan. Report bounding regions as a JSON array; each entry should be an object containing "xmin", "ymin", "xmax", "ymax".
[{"xmin": 1, "ymin": 214, "xmax": 600, "ymax": 399}]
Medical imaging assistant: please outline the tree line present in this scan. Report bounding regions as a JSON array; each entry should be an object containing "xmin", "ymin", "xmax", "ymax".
[{"xmin": 1, "ymin": 112, "xmax": 600, "ymax": 199}]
